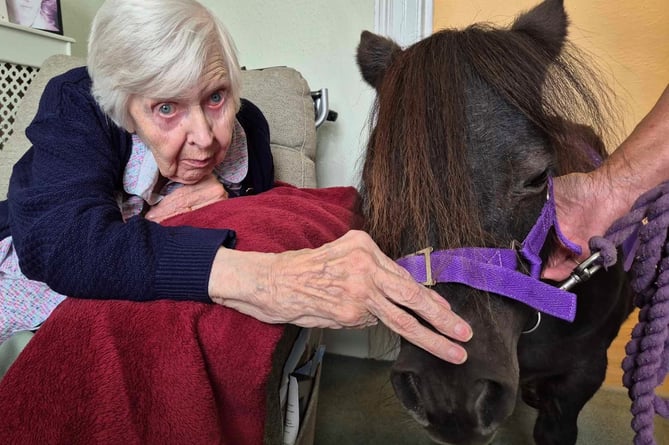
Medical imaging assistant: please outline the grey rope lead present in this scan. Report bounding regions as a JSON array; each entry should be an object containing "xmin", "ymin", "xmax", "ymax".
[{"xmin": 588, "ymin": 181, "xmax": 669, "ymax": 445}]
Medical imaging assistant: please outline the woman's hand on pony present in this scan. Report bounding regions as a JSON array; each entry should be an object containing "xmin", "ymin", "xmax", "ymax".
[{"xmin": 208, "ymin": 230, "xmax": 473, "ymax": 365}]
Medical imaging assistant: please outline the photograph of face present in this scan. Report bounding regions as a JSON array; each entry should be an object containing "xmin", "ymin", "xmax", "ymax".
[{"xmin": 5, "ymin": 0, "xmax": 62, "ymax": 34}]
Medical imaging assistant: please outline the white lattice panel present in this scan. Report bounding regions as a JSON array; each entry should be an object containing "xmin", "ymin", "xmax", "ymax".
[{"xmin": 0, "ymin": 62, "xmax": 38, "ymax": 149}]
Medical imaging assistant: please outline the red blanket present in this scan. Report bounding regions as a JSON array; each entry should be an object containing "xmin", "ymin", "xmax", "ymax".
[{"xmin": 0, "ymin": 185, "xmax": 361, "ymax": 444}]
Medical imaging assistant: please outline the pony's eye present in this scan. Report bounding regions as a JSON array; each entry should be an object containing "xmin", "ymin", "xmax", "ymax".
[{"xmin": 523, "ymin": 170, "xmax": 549, "ymax": 190}]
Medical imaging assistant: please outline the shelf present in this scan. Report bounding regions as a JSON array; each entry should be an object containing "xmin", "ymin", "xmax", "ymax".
[{"xmin": 0, "ymin": 21, "xmax": 75, "ymax": 67}]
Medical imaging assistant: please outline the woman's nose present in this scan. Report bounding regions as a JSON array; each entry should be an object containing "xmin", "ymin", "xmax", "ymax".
[{"xmin": 186, "ymin": 107, "xmax": 214, "ymax": 147}]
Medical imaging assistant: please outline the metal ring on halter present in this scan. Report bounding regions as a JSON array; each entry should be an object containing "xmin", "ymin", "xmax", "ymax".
[{"xmin": 522, "ymin": 311, "xmax": 542, "ymax": 334}]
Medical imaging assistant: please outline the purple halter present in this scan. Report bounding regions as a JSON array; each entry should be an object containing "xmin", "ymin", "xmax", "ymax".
[{"xmin": 396, "ymin": 177, "xmax": 581, "ymax": 322}]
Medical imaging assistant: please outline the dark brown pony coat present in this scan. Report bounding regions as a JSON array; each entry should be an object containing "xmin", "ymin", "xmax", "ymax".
[{"xmin": 357, "ymin": 1, "xmax": 630, "ymax": 444}]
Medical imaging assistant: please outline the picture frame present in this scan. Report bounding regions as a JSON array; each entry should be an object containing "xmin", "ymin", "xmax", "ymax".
[
  {"xmin": 5, "ymin": 0, "xmax": 63, "ymax": 35},
  {"xmin": 0, "ymin": 2, "xmax": 8, "ymax": 23}
]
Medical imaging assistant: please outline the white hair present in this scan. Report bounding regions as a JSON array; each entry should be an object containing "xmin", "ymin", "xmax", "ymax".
[{"xmin": 87, "ymin": 0, "xmax": 242, "ymax": 130}]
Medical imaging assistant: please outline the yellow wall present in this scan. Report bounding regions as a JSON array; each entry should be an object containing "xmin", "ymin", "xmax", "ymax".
[{"xmin": 433, "ymin": 0, "xmax": 669, "ymax": 140}]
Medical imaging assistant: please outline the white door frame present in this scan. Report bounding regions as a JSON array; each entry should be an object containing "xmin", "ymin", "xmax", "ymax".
[{"xmin": 374, "ymin": 0, "xmax": 433, "ymax": 47}]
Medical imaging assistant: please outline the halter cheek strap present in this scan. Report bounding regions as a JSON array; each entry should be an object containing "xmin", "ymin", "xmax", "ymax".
[{"xmin": 396, "ymin": 177, "xmax": 581, "ymax": 322}]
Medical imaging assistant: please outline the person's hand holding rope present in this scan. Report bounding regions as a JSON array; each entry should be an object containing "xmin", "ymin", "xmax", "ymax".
[{"xmin": 544, "ymin": 85, "xmax": 669, "ymax": 281}]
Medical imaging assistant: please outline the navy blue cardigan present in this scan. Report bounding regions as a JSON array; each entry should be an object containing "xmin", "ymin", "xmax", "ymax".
[{"xmin": 0, "ymin": 67, "xmax": 274, "ymax": 302}]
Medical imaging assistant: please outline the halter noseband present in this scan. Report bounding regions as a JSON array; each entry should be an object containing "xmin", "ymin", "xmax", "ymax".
[{"xmin": 396, "ymin": 177, "xmax": 581, "ymax": 322}]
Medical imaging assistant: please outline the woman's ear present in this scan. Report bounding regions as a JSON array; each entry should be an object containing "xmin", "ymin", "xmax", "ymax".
[{"xmin": 124, "ymin": 98, "xmax": 136, "ymax": 133}]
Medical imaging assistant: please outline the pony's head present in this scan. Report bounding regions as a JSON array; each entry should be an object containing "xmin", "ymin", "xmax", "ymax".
[{"xmin": 357, "ymin": 0, "xmax": 614, "ymax": 443}]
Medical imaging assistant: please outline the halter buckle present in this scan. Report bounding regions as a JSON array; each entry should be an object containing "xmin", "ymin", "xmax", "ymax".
[{"xmin": 415, "ymin": 247, "xmax": 436, "ymax": 286}]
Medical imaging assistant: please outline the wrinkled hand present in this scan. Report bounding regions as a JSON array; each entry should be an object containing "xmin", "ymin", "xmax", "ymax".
[
  {"xmin": 146, "ymin": 174, "xmax": 228, "ymax": 223},
  {"xmin": 209, "ymin": 230, "xmax": 473, "ymax": 364},
  {"xmin": 544, "ymin": 86, "xmax": 669, "ymax": 281},
  {"xmin": 543, "ymin": 172, "xmax": 625, "ymax": 281}
]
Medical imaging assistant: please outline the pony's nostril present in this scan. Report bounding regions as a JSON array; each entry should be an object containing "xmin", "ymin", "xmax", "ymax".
[
  {"xmin": 392, "ymin": 371, "xmax": 421, "ymax": 409},
  {"xmin": 472, "ymin": 379, "xmax": 506, "ymax": 431},
  {"xmin": 391, "ymin": 371, "xmax": 428, "ymax": 426}
]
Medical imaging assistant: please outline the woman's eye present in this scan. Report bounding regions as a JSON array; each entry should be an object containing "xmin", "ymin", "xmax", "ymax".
[
  {"xmin": 210, "ymin": 91, "xmax": 224, "ymax": 105},
  {"xmin": 157, "ymin": 103, "xmax": 174, "ymax": 115}
]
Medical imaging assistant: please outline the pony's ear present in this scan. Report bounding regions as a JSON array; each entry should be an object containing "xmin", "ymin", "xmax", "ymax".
[
  {"xmin": 356, "ymin": 30, "xmax": 402, "ymax": 89},
  {"xmin": 511, "ymin": 0, "xmax": 568, "ymax": 59}
]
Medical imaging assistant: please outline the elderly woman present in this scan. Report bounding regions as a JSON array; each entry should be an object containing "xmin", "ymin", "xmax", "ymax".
[{"xmin": 0, "ymin": 0, "xmax": 472, "ymax": 366}]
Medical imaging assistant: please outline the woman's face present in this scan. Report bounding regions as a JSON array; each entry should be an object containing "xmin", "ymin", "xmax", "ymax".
[
  {"xmin": 127, "ymin": 54, "xmax": 237, "ymax": 185},
  {"xmin": 7, "ymin": 0, "xmax": 43, "ymax": 26}
]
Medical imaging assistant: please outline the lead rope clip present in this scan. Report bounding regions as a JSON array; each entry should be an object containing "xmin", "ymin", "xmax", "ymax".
[{"xmin": 558, "ymin": 251, "xmax": 602, "ymax": 291}]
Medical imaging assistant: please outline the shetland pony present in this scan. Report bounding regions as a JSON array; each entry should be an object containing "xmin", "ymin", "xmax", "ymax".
[{"xmin": 357, "ymin": 1, "xmax": 632, "ymax": 444}]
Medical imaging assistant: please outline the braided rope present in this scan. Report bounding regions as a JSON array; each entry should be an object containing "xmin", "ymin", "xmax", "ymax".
[{"xmin": 589, "ymin": 181, "xmax": 669, "ymax": 445}]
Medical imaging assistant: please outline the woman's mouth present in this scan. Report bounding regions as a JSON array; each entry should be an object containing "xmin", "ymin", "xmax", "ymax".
[{"xmin": 181, "ymin": 158, "xmax": 213, "ymax": 169}]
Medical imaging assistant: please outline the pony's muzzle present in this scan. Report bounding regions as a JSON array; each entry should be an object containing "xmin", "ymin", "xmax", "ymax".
[{"xmin": 391, "ymin": 366, "xmax": 516, "ymax": 444}]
